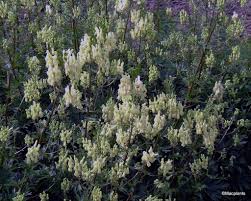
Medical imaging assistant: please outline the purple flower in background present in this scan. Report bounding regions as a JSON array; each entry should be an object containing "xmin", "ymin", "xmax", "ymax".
[
  {"xmin": 146, "ymin": 0, "xmax": 188, "ymax": 14},
  {"xmin": 146, "ymin": 0, "xmax": 251, "ymax": 36}
]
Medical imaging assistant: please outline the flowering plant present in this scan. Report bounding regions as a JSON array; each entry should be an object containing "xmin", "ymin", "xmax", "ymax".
[{"xmin": 0, "ymin": 0, "xmax": 250, "ymax": 200}]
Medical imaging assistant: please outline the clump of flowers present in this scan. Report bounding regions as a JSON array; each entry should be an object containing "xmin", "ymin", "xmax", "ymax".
[
  {"xmin": 130, "ymin": 9, "xmax": 155, "ymax": 40},
  {"xmin": 63, "ymin": 84, "xmax": 83, "ymax": 109},
  {"xmin": 46, "ymin": 49, "xmax": 62, "ymax": 86},
  {"xmin": 158, "ymin": 158, "xmax": 173, "ymax": 177},
  {"xmin": 26, "ymin": 140, "xmax": 41, "ymax": 164},
  {"xmin": 213, "ymin": 81, "xmax": 224, "ymax": 101},
  {"xmin": 61, "ymin": 178, "xmax": 70, "ymax": 193},
  {"xmin": 134, "ymin": 75, "xmax": 147, "ymax": 100},
  {"xmin": 149, "ymin": 64, "xmax": 159, "ymax": 82},
  {"xmin": 118, "ymin": 74, "xmax": 133, "ymax": 101},
  {"xmin": 142, "ymin": 147, "xmax": 158, "ymax": 167},
  {"xmin": 189, "ymin": 154, "xmax": 209, "ymax": 177},
  {"xmin": 179, "ymin": 9, "xmax": 188, "ymax": 25},
  {"xmin": 229, "ymin": 46, "xmax": 240, "ymax": 63},
  {"xmin": 0, "ymin": 1, "xmax": 8, "ymax": 19},
  {"xmin": 227, "ymin": 12, "xmax": 244, "ymax": 38},
  {"xmin": 149, "ymin": 93, "xmax": 184, "ymax": 120},
  {"xmin": 37, "ymin": 25, "xmax": 56, "ymax": 47},
  {"xmin": 24, "ymin": 77, "xmax": 45, "ymax": 102},
  {"xmin": 26, "ymin": 102, "xmax": 43, "ymax": 120},
  {"xmin": 0, "ymin": 126, "xmax": 10, "ymax": 143},
  {"xmin": 115, "ymin": 0, "xmax": 129, "ymax": 12},
  {"xmin": 60, "ymin": 129, "xmax": 72, "ymax": 147},
  {"xmin": 0, "ymin": 0, "xmax": 249, "ymax": 200},
  {"xmin": 91, "ymin": 186, "xmax": 102, "ymax": 201},
  {"xmin": 12, "ymin": 192, "xmax": 25, "ymax": 201},
  {"xmin": 205, "ymin": 50, "xmax": 215, "ymax": 68},
  {"xmin": 39, "ymin": 191, "xmax": 49, "ymax": 201}
]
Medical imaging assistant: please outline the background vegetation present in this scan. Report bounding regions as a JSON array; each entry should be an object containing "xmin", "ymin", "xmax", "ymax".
[{"xmin": 0, "ymin": 0, "xmax": 250, "ymax": 201}]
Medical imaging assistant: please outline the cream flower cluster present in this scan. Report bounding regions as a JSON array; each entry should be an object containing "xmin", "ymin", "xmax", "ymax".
[
  {"xmin": 118, "ymin": 74, "xmax": 133, "ymax": 101},
  {"xmin": 111, "ymin": 59, "xmax": 124, "ymax": 75},
  {"xmin": 62, "ymin": 27, "xmax": 120, "ymax": 86},
  {"xmin": 67, "ymin": 155, "xmax": 90, "ymax": 179},
  {"xmin": 149, "ymin": 65, "xmax": 159, "ymax": 82},
  {"xmin": 24, "ymin": 134, "xmax": 34, "ymax": 146},
  {"xmin": 166, "ymin": 106, "xmax": 219, "ymax": 149},
  {"xmin": 104, "ymin": 90, "xmax": 167, "ymax": 143},
  {"xmin": 166, "ymin": 8, "xmax": 172, "ymax": 17},
  {"xmin": 167, "ymin": 124, "xmax": 191, "ymax": 147},
  {"xmin": 179, "ymin": 9, "xmax": 188, "ymax": 25},
  {"xmin": 39, "ymin": 191, "xmax": 49, "ymax": 201},
  {"xmin": 26, "ymin": 140, "xmax": 41, "ymax": 164},
  {"xmin": 78, "ymin": 34, "xmax": 92, "ymax": 65},
  {"xmin": 115, "ymin": 0, "xmax": 129, "ymax": 13},
  {"xmin": 91, "ymin": 186, "xmax": 102, "ymax": 201},
  {"xmin": 80, "ymin": 137, "xmax": 118, "ymax": 178},
  {"xmin": 12, "ymin": 192, "xmax": 25, "ymax": 201},
  {"xmin": 152, "ymin": 112, "xmax": 166, "ymax": 134},
  {"xmin": 77, "ymin": 134, "xmax": 126, "ymax": 182},
  {"xmin": 64, "ymin": 49, "xmax": 81, "ymax": 82},
  {"xmin": 229, "ymin": 46, "xmax": 240, "ymax": 63},
  {"xmin": 141, "ymin": 147, "xmax": 158, "ymax": 167},
  {"xmin": 194, "ymin": 110, "xmax": 218, "ymax": 149},
  {"xmin": 130, "ymin": 10, "xmax": 155, "ymax": 40},
  {"xmin": 114, "ymin": 101, "xmax": 140, "ymax": 128},
  {"xmin": 226, "ymin": 13, "xmax": 244, "ymax": 38},
  {"xmin": 178, "ymin": 123, "xmax": 192, "ymax": 147},
  {"xmin": 72, "ymin": 6, "xmax": 81, "ymax": 19},
  {"xmin": 0, "ymin": 1, "xmax": 8, "ymax": 19},
  {"xmin": 92, "ymin": 157, "xmax": 107, "ymax": 174},
  {"xmin": 134, "ymin": 105, "xmax": 152, "ymax": 138},
  {"xmin": 118, "ymin": 74, "xmax": 146, "ymax": 102},
  {"xmin": 46, "ymin": 49, "xmax": 62, "ymax": 86},
  {"xmin": 102, "ymin": 99, "xmax": 115, "ymax": 122},
  {"xmin": 26, "ymin": 101, "xmax": 43, "ymax": 120},
  {"xmin": 0, "ymin": 126, "xmax": 10, "ymax": 143},
  {"xmin": 158, "ymin": 158, "xmax": 173, "ymax": 177},
  {"xmin": 24, "ymin": 77, "xmax": 45, "ymax": 102},
  {"xmin": 57, "ymin": 148, "xmax": 110, "ymax": 182},
  {"xmin": 134, "ymin": 76, "xmax": 147, "ymax": 100},
  {"xmin": 45, "ymin": 4, "xmax": 52, "ymax": 15},
  {"xmin": 61, "ymin": 178, "xmax": 70, "ymax": 193},
  {"xmin": 24, "ymin": 56, "xmax": 46, "ymax": 103},
  {"xmin": 167, "ymin": 96, "xmax": 184, "ymax": 119},
  {"xmin": 189, "ymin": 154, "xmax": 208, "ymax": 177},
  {"xmin": 27, "ymin": 56, "xmax": 41, "ymax": 75},
  {"xmin": 167, "ymin": 127, "xmax": 179, "ymax": 146},
  {"xmin": 105, "ymin": 76, "xmax": 178, "ymax": 143},
  {"xmin": 92, "ymin": 28, "xmax": 117, "ymax": 76},
  {"xmin": 213, "ymin": 81, "xmax": 224, "ymax": 101},
  {"xmin": 37, "ymin": 25, "xmax": 55, "ymax": 47},
  {"xmin": 116, "ymin": 128, "xmax": 132, "ymax": 148},
  {"xmin": 149, "ymin": 93, "xmax": 184, "ymax": 120},
  {"xmin": 60, "ymin": 129, "xmax": 72, "ymax": 147},
  {"xmin": 205, "ymin": 50, "xmax": 215, "ymax": 68},
  {"xmin": 61, "ymin": 35, "xmax": 92, "ymax": 86},
  {"xmin": 216, "ymin": 0, "xmax": 225, "ymax": 8},
  {"xmin": 110, "ymin": 161, "xmax": 130, "ymax": 183},
  {"xmin": 63, "ymin": 85, "xmax": 82, "ymax": 109}
]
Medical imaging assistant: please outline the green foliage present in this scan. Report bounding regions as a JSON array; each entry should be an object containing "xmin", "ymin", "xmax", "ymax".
[{"xmin": 0, "ymin": 0, "xmax": 250, "ymax": 200}]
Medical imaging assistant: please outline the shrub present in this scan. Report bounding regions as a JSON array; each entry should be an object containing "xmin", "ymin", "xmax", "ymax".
[{"xmin": 0, "ymin": 0, "xmax": 250, "ymax": 200}]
